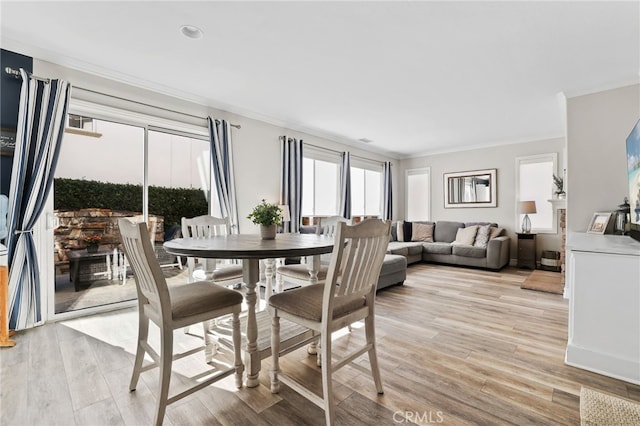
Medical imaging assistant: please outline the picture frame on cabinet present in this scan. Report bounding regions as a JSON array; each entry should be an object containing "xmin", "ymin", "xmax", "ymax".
[{"xmin": 587, "ymin": 212, "xmax": 612, "ymax": 234}]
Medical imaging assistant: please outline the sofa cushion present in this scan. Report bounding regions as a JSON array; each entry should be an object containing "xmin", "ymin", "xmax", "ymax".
[
  {"xmin": 412, "ymin": 222, "xmax": 434, "ymax": 242},
  {"xmin": 390, "ymin": 221, "xmax": 398, "ymax": 241},
  {"xmin": 387, "ymin": 242, "xmax": 408, "ymax": 256},
  {"xmin": 422, "ymin": 242, "xmax": 453, "ymax": 255},
  {"xmin": 407, "ymin": 243, "xmax": 423, "ymax": 256},
  {"xmin": 434, "ymin": 221, "xmax": 465, "ymax": 243},
  {"xmin": 380, "ymin": 254, "xmax": 407, "ymax": 275},
  {"xmin": 396, "ymin": 221, "xmax": 406, "ymax": 242},
  {"xmin": 387, "ymin": 241, "xmax": 423, "ymax": 257},
  {"xmin": 489, "ymin": 226, "xmax": 505, "ymax": 239},
  {"xmin": 465, "ymin": 222, "xmax": 498, "ymax": 228},
  {"xmin": 474, "ymin": 224, "xmax": 492, "ymax": 248},
  {"xmin": 403, "ymin": 221, "xmax": 413, "ymax": 241},
  {"xmin": 452, "ymin": 245, "xmax": 487, "ymax": 258},
  {"xmin": 452, "ymin": 225, "xmax": 478, "ymax": 246}
]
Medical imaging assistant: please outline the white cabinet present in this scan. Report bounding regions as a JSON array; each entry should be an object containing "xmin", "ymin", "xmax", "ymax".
[{"xmin": 566, "ymin": 232, "xmax": 640, "ymax": 385}]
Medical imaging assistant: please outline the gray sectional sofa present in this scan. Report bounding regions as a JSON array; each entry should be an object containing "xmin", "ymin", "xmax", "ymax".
[
  {"xmin": 387, "ymin": 220, "xmax": 510, "ymax": 271},
  {"xmin": 297, "ymin": 225, "xmax": 406, "ymax": 291},
  {"xmin": 296, "ymin": 219, "xmax": 509, "ymax": 292}
]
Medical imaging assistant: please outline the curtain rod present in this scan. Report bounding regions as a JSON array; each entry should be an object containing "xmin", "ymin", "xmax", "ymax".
[
  {"xmin": 297, "ymin": 140, "xmax": 386, "ymax": 165},
  {"xmin": 4, "ymin": 66, "xmax": 50, "ymax": 83},
  {"xmin": 72, "ymin": 87, "xmax": 241, "ymax": 129},
  {"xmin": 4, "ymin": 66, "xmax": 241, "ymax": 129}
]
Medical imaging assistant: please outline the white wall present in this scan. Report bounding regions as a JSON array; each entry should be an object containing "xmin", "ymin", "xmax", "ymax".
[
  {"xmin": 33, "ymin": 59, "xmax": 399, "ymax": 234},
  {"xmin": 399, "ymin": 138, "xmax": 565, "ymax": 258},
  {"xmin": 566, "ymin": 84, "xmax": 640, "ymax": 233}
]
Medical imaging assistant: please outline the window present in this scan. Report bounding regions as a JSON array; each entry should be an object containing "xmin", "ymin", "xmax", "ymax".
[
  {"xmin": 302, "ymin": 149, "xmax": 340, "ymax": 220},
  {"xmin": 406, "ymin": 168, "xmax": 431, "ymax": 221},
  {"xmin": 51, "ymin": 99, "xmax": 211, "ymax": 316},
  {"xmin": 351, "ymin": 161, "xmax": 382, "ymax": 220},
  {"xmin": 516, "ymin": 153, "xmax": 558, "ymax": 233}
]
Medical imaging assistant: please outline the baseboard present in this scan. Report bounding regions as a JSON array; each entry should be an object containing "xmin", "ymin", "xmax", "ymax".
[{"xmin": 565, "ymin": 343, "xmax": 640, "ymax": 385}]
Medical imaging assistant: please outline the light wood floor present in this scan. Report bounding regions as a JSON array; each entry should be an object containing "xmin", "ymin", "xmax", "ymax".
[{"xmin": 2, "ymin": 264, "xmax": 639, "ymax": 425}]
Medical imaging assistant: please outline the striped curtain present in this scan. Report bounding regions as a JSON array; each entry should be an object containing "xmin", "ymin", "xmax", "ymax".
[
  {"xmin": 7, "ymin": 69, "xmax": 71, "ymax": 330},
  {"xmin": 383, "ymin": 161, "xmax": 393, "ymax": 220},
  {"xmin": 208, "ymin": 117, "xmax": 239, "ymax": 234},
  {"xmin": 339, "ymin": 151, "xmax": 351, "ymax": 219},
  {"xmin": 280, "ymin": 136, "xmax": 303, "ymax": 233}
]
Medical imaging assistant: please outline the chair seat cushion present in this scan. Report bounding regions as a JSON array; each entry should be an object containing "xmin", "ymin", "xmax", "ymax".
[
  {"xmin": 211, "ymin": 265, "xmax": 243, "ymax": 281},
  {"xmin": 277, "ymin": 264, "xmax": 328, "ymax": 281},
  {"xmin": 269, "ymin": 284, "xmax": 365, "ymax": 322},
  {"xmin": 169, "ymin": 281, "xmax": 243, "ymax": 321}
]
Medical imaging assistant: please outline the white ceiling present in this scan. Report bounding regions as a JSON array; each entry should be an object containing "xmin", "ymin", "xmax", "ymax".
[{"xmin": 2, "ymin": 1, "xmax": 639, "ymax": 158}]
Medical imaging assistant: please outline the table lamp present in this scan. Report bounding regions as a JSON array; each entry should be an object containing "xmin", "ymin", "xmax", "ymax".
[
  {"xmin": 518, "ymin": 200, "xmax": 537, "ymax": 233},
  {"xmin": 278, "ymin": 205, "xmax": 291, "ymax": 232}
]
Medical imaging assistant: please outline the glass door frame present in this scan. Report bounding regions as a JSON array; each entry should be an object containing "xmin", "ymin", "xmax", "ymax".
[{"xmin": 39, "ymin": 98, "xmax": 210, "ymax": 323}]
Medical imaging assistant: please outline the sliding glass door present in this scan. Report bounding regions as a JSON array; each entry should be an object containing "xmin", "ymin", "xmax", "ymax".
[
  {"xmin": 53, "ymin": 115, "xmax": 144, "ymax": 314},
  {"xmin": 48, "ymin": 106, "xmax": 211, "ymax": 318}
]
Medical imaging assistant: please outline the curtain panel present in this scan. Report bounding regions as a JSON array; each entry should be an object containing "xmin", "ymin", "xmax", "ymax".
[
  {"xmin": 339, "ymin": 152, "xmax": 351, "ymax": 219},
  {"xmin": 280, "ymin": 137, "xmax": 303, "ymax": 233},
  {"xmin": 7, "ymin": 69, "xmax": 71, "ymax": 330},
  {"xmin": 208, "ymin": 117, "xmax": 239, "ymax": 234},
  {"xmin": 383, "ymin": 161, "xmax": 393, "ymax": 220}
]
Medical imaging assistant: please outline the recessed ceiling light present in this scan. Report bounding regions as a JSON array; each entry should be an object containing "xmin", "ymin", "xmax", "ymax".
[
  {"xmin": 358, "ymin": 138, "xmax": 373, "ymax": 143},
  {"xmin": 180, "ymin": 25, "xmax": 204, "ymax": 39}
]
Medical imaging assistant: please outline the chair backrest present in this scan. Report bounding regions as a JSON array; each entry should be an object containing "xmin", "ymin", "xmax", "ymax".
[
  {"xmin": 317, "ymin": 216, "xmax": 350, "ymax": 237},
  {"xmin": 118, "ymin": 217, "xmax": 170, "ymax": 318},
  {"xmin": 323, "ymin": 219, "xmax": 391, "ymax": 317},
  {"xmin": 181, "ymin": 215, "xmax": 232, "ymax": 279},
  {"xmin": 181, "ymin": 215, "xmax": 231, "ymax": 238}
]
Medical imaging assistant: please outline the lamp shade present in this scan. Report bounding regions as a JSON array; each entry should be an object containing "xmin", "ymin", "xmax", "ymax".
[
  {"xmin": 518, "ymin": 201, "xmax": 537, "ymax": 214},
  {"xmin": 278, "ymin": 205, "xmax": 291, "ymax": 222}
]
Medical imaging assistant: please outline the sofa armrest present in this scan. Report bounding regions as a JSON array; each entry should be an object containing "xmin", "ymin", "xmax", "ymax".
[{"xmin": 486, "ymin": 236, "xmax": 510, "ymax": 270}]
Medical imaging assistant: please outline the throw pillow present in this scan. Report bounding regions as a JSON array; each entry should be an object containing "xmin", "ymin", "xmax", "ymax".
[
  {"xmin": 489, "ymin": 226, "xmax": 505, "ymax": 239},
  {"xmin": 390, "ymin": 222, "xmax": 398, "ymax": 242},
  {"xmin": 452, "ymin": 225, "xmax": 478, "ymax": 246},
  {"xmin": 396, "ymin": 221, "xmax": 405, "ymax": 242},
  {"xmin": 412, "ymin": 223, "xmax": 434, "ymax": 242},
  {"xmin": 474, "ymin": 224, "xmax": 491, "ymax": 248},
  {"xmin": 403, "ymin": 221, "xmax": 413, "ymax": 242}
]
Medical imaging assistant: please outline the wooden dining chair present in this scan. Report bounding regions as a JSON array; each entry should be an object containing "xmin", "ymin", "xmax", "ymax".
[
  {"xmin": 268, "ymin": 219, "xmax": 391, "ymax": 426},
  {"xmin": 274, "ymin": 215, "xmax": 349, "ymax": 293},
  {"xmin": 118, "ymin": 218, "xmax": 244, "ymax": 426},
  {"xmin": 181, "ymin": 215, "xmax": 243, "ymax": 286},
  {"xmin": 181, "ymin": 215, "xmax": 244, "ymax": 360}
]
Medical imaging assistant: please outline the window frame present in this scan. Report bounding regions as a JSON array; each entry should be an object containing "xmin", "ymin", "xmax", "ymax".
[
  {"xmin": 44, "ymin": 98, "xmax": 212, "ymax": 323},
  {"xmin": 515, "ymin": 153, "xmax": 558, "ymax": 234},
  {"xmin": 67, "ymin": 99, "xmax": 213, "ymax": 216},
  {"xmin": 301, "ymin": 146, "xmax": 341, "ymax": 221},
  {"xmin": 350, "ymin": 157, "xmax": 383, "ymax": 220},
  {"xmin": 405, "ymin": 167, "xmax": 431, "ymax": 221}
]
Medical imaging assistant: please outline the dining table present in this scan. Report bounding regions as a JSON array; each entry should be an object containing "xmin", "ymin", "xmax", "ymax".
[{"xmin": 163, "ymin": 232, "xmax": 335, "ymax": 387}]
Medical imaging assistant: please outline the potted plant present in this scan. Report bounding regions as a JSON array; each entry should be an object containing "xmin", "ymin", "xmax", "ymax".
[
  {"xmin": 83, "ymin": 235, "xmax": 102, "ymax": 253},
  {"xmin": 553, "ymin": 174, "xmax": 566, "ymax": 199},
  {"xmin": 247, "ymin": 199, "xmax": 282, "ymax": 240}
]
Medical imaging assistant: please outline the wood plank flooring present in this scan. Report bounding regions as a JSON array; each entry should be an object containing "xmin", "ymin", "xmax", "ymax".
[{"xmin": 2, "ymin": 264, "xmax": 639, "ymax": 425}]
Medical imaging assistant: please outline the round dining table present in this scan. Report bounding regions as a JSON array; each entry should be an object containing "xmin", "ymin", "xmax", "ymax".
[{"xmin": 164, "ymin": 233, "xmax": 334, "ymax": 387}]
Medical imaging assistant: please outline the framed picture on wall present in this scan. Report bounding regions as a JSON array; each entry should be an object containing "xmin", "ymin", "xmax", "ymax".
[
  {"xmin": 0, "ymin": 128, "xmax": 16, "ymax": 156},
  {"xmin": 587, "ymin": 212, "xmax": 612, "ymax": 234}
]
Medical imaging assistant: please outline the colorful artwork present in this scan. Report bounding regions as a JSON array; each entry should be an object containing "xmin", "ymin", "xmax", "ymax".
[{"xmin": 626, "ymin": 120, "xmax": 640, "ymax": 225}]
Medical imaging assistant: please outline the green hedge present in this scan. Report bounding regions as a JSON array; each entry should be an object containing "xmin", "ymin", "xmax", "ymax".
[{"xmin": 54, "ymin": 178, "xmax": 208, "ymax": 226}]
